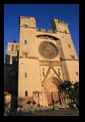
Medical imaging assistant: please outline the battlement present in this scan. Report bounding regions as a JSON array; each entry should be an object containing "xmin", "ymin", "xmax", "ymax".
[
  {"xmin": 48, "ymin": 29, "xmax": 53, "ymax": 33},
  {"xmin": 39, "ymin": 28, "xmax": 53, "ymax": 33},
  {"xmin": 37, "ymin": 28, "xmax": 59, "ymax": 34},
  {"xmin": 52, "ymin": 19, "xmax": 70, "ymax": 33},
  {"xmin": 40, "ymin": 28, "xmax": 46, "ymax": 32},
  {"xmin": 37, "ymin": 18, "xmax": 69, "ymax": 34},
  {"xmin": 20, "ymin": 16, "xmax": 35, "ymax": 20},
  {"xmin": 52, "ymin": 19, "xmax": 68, "ymax": 26},
  {"xmin": 19, "ymin": 16, "xmax": 36, "ymax": 28},
  {"xmin": 19, "ymin": 16, "xmax": 70, "ymax": 33}
]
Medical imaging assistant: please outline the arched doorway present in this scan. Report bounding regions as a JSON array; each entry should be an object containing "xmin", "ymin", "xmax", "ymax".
[{"xmin": 43, "ymin": 77, "xmax": 60, "ymax": 106}]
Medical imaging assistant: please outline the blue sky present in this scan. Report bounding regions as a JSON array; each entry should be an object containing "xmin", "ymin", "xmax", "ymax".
[{"xmin": 4, "ymin": 4, "xmax": 79, "ymax": 62}]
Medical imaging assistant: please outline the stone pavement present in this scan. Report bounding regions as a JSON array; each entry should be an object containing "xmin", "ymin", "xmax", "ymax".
[{"xmin": 7, "ymin": 108, "xmax": 79, "ymax": 116}]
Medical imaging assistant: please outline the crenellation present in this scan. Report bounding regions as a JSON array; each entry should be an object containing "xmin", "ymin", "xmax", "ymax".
[
  {"xmin": 37, "ymin": 28, "xmax": 54, "ymax": 34},
  {"xmin": 47, "ymin": 29, "xmax": 52, "ymax": 33},
  {"xmin": 20, "ymin": 16, "xmax": 35, "ymax": 19},
  {"xmin": 53, "ymin": 19, "xmax": 58, "ymax": 22},
  {"xmin": 19, "ymin": 16, "xmax": 36, "ymax": 28},
  {"xmin": 40, "ymin": 28, "xmax": 46, "ymax": 32},
  {"xmin": 58, "ymin": 20, "xmax": 68, "ymax": 26},
  {"xmin": 52, "ymin": 18, "xmax": 69, "ymax": 26}
]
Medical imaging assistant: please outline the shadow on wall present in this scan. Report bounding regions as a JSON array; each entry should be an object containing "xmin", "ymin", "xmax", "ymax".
[{"xmin": 5, "ymin": 54, "xmax": 10, "ymax": 64}]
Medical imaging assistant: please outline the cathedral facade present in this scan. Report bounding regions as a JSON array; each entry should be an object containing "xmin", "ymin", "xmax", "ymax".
[{"xmin": 5, "ymin": 16, "xmax": 79, "ymax": 108}]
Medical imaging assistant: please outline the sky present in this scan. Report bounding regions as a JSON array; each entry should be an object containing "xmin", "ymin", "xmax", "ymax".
[{"xmin": 4, "ymin": 4, "xmax": 79, "ymax": 63}]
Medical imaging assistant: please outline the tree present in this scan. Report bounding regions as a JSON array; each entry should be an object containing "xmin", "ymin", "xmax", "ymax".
[{"xmin": 59, "ymin": 81, "xmax": 79, "ymax": 110}]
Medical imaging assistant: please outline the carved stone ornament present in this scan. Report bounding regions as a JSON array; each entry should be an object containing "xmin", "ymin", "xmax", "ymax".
[{"xmin": 38, "ymin": 41, "xmax": 59, "ymax": 59}]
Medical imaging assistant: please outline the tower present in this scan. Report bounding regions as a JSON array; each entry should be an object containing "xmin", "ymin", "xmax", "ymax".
[
  {"xmin": 51, "ymin": 19, "xmax": 79, "ymax": 83},
  {"xmin": 5, "ymin": 40, "xmax": 19, "ymax": 64},
  {"xmin": 18, "ymin": 16, "xmax": 41, "ymax": 100}
]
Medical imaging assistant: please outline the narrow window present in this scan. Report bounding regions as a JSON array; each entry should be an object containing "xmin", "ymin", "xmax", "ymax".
[
  {"xmin": 25, "ymin": 40, "xmax": 27, "ymax": 44},
  {"xmin": 25, "ymin": 91, "xmax": 28, "ymax": 97},
  {"xmin": 58, "ymin": 68, "xmax": 60, "ymax": 76},
  {"xmin": 15, "ymin": 45, "xmax": 18, "ymax": 51},
  {"xmin": 68, "ymin": 44, "xmax": 71, "ymax": 48},
  {"xmin": 76, "ymin": 72, "xmax": 78, "ymax": 75},
  {"xmin": 42, "ymin": 68, "xmax": 45, "ymax": 76},
  {"xmin": 11, "ymin": 45, "xmax": 14, "ymax": 51},
  {"xmin": 25, "ymin": 73, "xmax": 27, "ymax": 78}
]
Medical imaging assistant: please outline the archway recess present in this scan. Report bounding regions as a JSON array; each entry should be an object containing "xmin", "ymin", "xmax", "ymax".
[{"xmin": 43, "ymin": 76, "xmax": 60, "ymax": 105}]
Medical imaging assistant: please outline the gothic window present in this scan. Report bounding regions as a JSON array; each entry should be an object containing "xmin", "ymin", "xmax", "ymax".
[
  {"xmin": 68, "ymin": 44, "xmax": 71, "ymax": 48},
  {"xmin": 24, "ymin": 40, "xmax": 27, "ymax": 44},
  {"xmin": 25, "ymin": 91, "xmax": 28, "ymax": 97},
  {"xmin": 11, "ymin": 45, "xmax": 14, "ymax": 51},
  {"xmin": 25, "ymin": 73, "xmax": 27, "ymax": 78}
]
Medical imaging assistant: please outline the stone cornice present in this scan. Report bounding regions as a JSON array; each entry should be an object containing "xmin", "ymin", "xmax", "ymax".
[
  {"xmin": 27, "ymin": 56, "xmax": 38, "ymax": 59},
  {"xmin": 62, "ymin": 59, "xmax": 79, "ymax": 61},
  {"xmin": 39, "ymin": 60, "xmax": 61, "ymax": 66}
]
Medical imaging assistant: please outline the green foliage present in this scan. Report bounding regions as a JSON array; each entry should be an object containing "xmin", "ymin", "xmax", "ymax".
[{"xmin": 59, "ymin": 81, "xmax": 79, "ymax": 109}]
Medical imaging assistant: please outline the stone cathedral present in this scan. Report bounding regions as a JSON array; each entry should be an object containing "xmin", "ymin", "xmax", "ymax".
[{"xmin": 4, "ymin": 16, "xmax": 79, "ymax": 110}]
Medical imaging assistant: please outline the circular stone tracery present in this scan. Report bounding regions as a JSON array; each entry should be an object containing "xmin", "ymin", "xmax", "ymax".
[{"xmin": 38, "ymin": 41, "xmax": 59, "ymax": 59}]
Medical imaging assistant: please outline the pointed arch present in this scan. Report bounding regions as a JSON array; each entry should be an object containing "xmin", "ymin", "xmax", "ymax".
[{"xmin": 44, "ymin": 76, "xmax": 62, "ymax": 92}]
